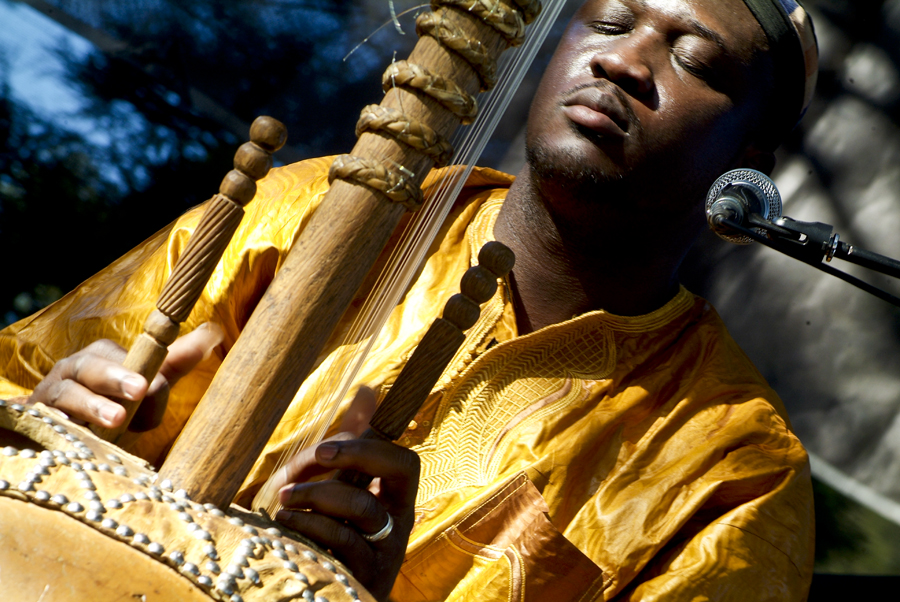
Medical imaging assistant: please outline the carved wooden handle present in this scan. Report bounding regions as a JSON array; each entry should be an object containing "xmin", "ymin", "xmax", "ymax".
[
  {"xmin": 334, "ymin": 241, "xmax": 515, "ymax": 488},
  {"xmin": 91, "ymin": 117, "xmax": 287, "ymax": 444}
]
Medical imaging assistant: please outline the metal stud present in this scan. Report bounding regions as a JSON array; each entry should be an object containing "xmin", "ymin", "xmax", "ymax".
[
  {"xmin": 284, "ymin": 560, "xmax": 299, "ymax": 572},
  {"xmin": 162, "ymin": 494, "xmax": 175, "ymax": 504},
  {"xmin": 302, "ymin": 590, "xmax": 314, "ymax": 601},
  {"xmin": 134, "ymin": 492, "xmax": 149, "ymax": 501},
  {"xmin": 242, "ymin": 525, "xmax": 258, "ymax": 536},
  {"xmin": 169, "ymin": 551, "xmax": 185, "ymax": 566},
  {"xmin": 206, "ymin": 561, "xmax": 221, "ymax": 574},
  {"xmin": 42, "ymin": 417, "xmax": 55, "ymax": 425},
  {"xmin": 198, "ymin": 575, "xmax": 213, "ymax": 587},
  {"xmin": 106, "ymin": 499, "xmax": 123, "ymax": 510},
  {"xmin": 346, "ymin": 587, "xmax": 359, "ymax": 600},
  {"xmin": 182, "ymin": 563, "xmax": 200, "ymax": 576},
  {"xmin": 101, "ymin": 518, "xmax": 118, "ymax": 530},
  {"xmin": 113, "ymin": 466, "xmax": 128, "ymax": 477},
  {"xmin": 71, "ymin": 462, "xmax": 83, "ymax": 472},
  {"xmin": 226, "ymin": 564, "xmax": 244, "ymax": 579},
  {"xmin": 244, "ymin": 567, "xmax": 260, "ymax": 585},
  {"xmin": 302, "ymin": 550, "xmax": 318, "ymax": 562},
  {"xmin": 79, "ymin": 479, "xmax": 96, "ymax": 491},
  {"xmin": 204, "ymin": 544, "xmax": 219, "ymax": 560},
  {"xmin": 97, "ymin": 463, "xmax": 112, "ymax": 472},
  {"xmin": 233, "ymin": 554, "xmax": 249, "ymax": 568},
  {"xmin": 88, "ymin": 500, "xmax": 105, "ymax": 513},
  {"xmin": 2, "ymin": 447, "xmax": 17, "ymax": 456},
  {"xmin": 17, "ymin": 481, "xmax": 34, "ymax": 492},
  {"xmin": 0, "ymin": 399, "xmax": 5, "ymax": 407},
  {"xmin": 21, "ymin": 448, "xmax": 37, "ymax": 459},
  {"xmin": 148, "ymin": 542, "xmax": 165, "ymax": 555},
  {"xmin": 24, "ymin": 472, "xmax": 42, "ymax": 483},
  {"xmin": 272, "ymin": 539, "xmax": 285, "ymax": 550},
  {"xmin": 57, "ymin": 455, "xmax": 71, "ymax": 466},
  {"xmin": 187, "ymin": 523, "xmax": 201, "ymax": 533},
  {"xmin": 27, "ymin": 408, "xmax": 40, "ymax": 417},
  {"xmin": 10, "ymin": 403, "xmax": 24, "ymax": 411},
  {"xmin": 52, "ymin": 450, "xmax": 65, "ymax": 457},
  {"xmin": 336, "ymin": 574, "xmax": 349, "ymax": 586},
  {"xmin": 74, "ymin": 441, "xmax": 88, "ymax": 449},
  {"xmin": 148, "ymin": 490, "xmax": 162, "ymax": 502},
  {"xmin": 64, "ymin": 433, "xmax": 77, "ymax": 442},
  {"xmin": 134, "ymin": 533, "xmax": 150, "ymax": 545},
  {"xmin": 178, "ymin": 512, "xmax": 194, "ymax": 523},
  {"xmin": 84, "ymin": 491, "xmax": 101, "ymax": 502},
  {"xmin": 314, "ymin": 597, "xmax": 329, "ymax": 602},
  {"xmin": 34, "ymin": 490, "xmax": 51, "ymax": 502},
  {"xmin": 64, "ymin": 451, "xmax": 77, "ymax": 459},
  {"xmin": 286, "ymin": 544, "xmax": 298, "ymax": 554},
  {"xmin": 85, "ymin": 510, "xmax": 102, "ymax": 522},
  {"xmin": 50, "ymin": 494, "xmax": 68, "ymax": 505},
  {"xmin": 251, "ymin": 536, "xmax": 264, "ymax": 546},
  {"xmin": 175, "ymin": 489, "xmax": 190, "ymax": 500},
  {"xmin": 160, "ymin": 479, "xmax": 174, "ymax": 491},
  {"xmin": 83, "ymin": 462, "xmax": 97, "ymax": 471},
  {"xmin": 169, "ymin": 502, "xmax": 186, "ymax": 512},
  {"xmin": 210, "ymin": 508, "xmax": 225, "ymax": 518},
  {"xmin": 228, "ymin": 517, "xmax": 244, "ymax": 527},
  {"xmin": 295, "ymin": 572, "xmax": 309, "ymax": 585},
  {"xmin": 107, "ymin": 453, "xmax": 122, "ymax": 464},
  {"xmin": 116, "ymin": 525, "xmax": 135, "ymax": 537},
  {"xmin": 273, "ymin": 549, "xmax": 288, "ymax": 561},
  {"xmin": 66, "ymin": 502, "xmax": 84, "ymax": 513},
  {"xmin": 120, "ymin": 493, "xmax": 136, "ymax": 503},
  {"xmin": 193, "ymin": 529, "xmax": 212, "ymax": 541},
  {"xmin": 39, "ymin": 457, "xmax": 55, "ymax": 468},
  {"xmin": 322, "ymin": 560, "xmax": 337, "ymax": 573},
  {"xmin": 53, "ymin": 425, "xmax": 66, "ymax": 434},
  {"xmin": 216, "ymin": 575, "xmax": 236, "ymax": 595},
  {"xmin": 230, "ymin": 595, "xmax": 244, "ymax": 602}
]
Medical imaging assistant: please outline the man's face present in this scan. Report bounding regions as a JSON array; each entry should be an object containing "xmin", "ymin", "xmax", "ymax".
[{"xmin": 526, "ymin": 0, "xmax": 773, "ymax": 214}]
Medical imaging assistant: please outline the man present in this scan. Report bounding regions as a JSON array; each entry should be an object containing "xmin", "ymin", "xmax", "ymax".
[{"xmin": 0, "ymin": 0, "xmax": 818, "ymax": 599}]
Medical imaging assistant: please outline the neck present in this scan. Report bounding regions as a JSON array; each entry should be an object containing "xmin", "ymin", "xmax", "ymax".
[{"xmin": 493, "ymin": 164, "xmax": 701, "ymax": 334}]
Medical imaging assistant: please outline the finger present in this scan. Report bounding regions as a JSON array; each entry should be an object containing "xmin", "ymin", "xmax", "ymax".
[
  {"xmin": 278, "ymin": 480, "xmax": 388, "ymax": 534},
  {"xmin": 39, "ymin": 345, "xmax": 146, "ymax": 402},
  {"xmin": 156, "ymin": 322, "xmax": 224, "ymax": 387},
  {"xmin": 274, "ymin": 509, "xmax": 374, "ymax": 577},
  {"xmin": 270, "ymin": 432, "xmax": 357, "ymax": 491},
  {"xmin": 339, "ymin": 386, "xmax": 377, "ymax": 436},
  {"xmin": 31, "ymin": 378, "xmax": 127, "ymax": 427},
  {"xmin": 312, "ymin": 439, "xmax": 420, "ymax": 508}
]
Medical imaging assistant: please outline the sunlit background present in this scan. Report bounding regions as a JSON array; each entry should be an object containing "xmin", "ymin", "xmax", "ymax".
[{"xmin": 1, "ymin": 0, "xmax": 899, "ymax": 591}]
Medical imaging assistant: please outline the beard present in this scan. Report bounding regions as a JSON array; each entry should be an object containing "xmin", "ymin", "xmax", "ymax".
[{"xmin": 524, "ymin": 126, "xmax": 630, "ymax": 203}]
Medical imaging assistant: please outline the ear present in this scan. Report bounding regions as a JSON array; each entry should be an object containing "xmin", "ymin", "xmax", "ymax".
[{"xmin": 737, "ymin": 144, "xmax": 776, "ymax": 175}]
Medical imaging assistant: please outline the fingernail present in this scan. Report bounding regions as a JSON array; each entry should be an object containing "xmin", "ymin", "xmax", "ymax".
[
  {"xmin": 120, "ymin": 375, "xmax": 144, "ymax": 400},
  {"xmin": 100, "ymin": 404, "xmax": 120, "ymax": 426},
  {"xmin": 316, "ymin": 442, "xmax": 339, "ymax": 461}
]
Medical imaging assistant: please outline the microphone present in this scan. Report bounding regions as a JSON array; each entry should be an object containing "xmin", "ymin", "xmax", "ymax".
[{"xmin": 705, "ymin": 169, "xmax": 783, "ymax": 244}]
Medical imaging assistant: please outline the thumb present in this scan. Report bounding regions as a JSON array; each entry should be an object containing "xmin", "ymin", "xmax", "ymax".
[
  {"xmin": 158, "ymin": 322, "xmax": 225, "ymax": 385},
  {"xmin": 129, "ymin": 323, "xmax": 224, "ymax": 432}
]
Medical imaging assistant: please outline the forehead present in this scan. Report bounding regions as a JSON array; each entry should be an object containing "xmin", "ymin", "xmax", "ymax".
[{"xmin": 574, "ymin": 0, "xmax": 768, "ymax": 59}]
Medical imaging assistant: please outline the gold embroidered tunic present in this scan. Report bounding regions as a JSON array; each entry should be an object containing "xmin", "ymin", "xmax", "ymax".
[{"xmin": 0, "ymin": 157, "xmax": 813, "ymax": 601}]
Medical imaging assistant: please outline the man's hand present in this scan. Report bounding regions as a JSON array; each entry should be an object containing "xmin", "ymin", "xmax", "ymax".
[
  {"xmin": 29, "ymin": 323, "xmax": 223, "ymax": 430},
  {"xmin": 272, "ymin": 431, "xmax": 420, "ymax": 601}
]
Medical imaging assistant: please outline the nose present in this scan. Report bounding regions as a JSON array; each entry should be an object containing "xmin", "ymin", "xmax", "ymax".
[{"xmin": 589, "ymin": 37, "xmax": 655, "ymax": 98}]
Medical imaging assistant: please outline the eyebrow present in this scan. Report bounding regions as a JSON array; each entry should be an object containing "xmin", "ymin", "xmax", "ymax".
[{"xmin": 630, "ymin": 0, "xmax": 728, "ymax": 51}]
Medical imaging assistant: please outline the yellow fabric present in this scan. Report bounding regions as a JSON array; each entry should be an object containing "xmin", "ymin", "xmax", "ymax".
[{"xmin": 0, "ymin": 157, "xmax": 813, "ymax": 601}]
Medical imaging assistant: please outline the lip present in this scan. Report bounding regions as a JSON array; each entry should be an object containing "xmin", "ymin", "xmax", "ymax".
[{"xmin": 561, "ymin": 86, "xmax": 630, "ymax": 138}]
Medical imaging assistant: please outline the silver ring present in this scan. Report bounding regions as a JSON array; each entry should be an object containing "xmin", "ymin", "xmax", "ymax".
[{"xmin": 361, "ymin": 514, "xmax": 393, "ymax": 543}]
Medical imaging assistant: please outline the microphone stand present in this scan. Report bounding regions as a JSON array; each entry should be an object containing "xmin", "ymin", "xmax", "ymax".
[{"xmin": 713, "ymin": 214, "xmax": 900, "ymax": 308}]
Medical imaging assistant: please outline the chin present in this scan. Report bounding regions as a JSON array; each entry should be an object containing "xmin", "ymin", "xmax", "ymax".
[{"xmin": 525, "ymin": 134, "xmax": 626, "ymax": 194}]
